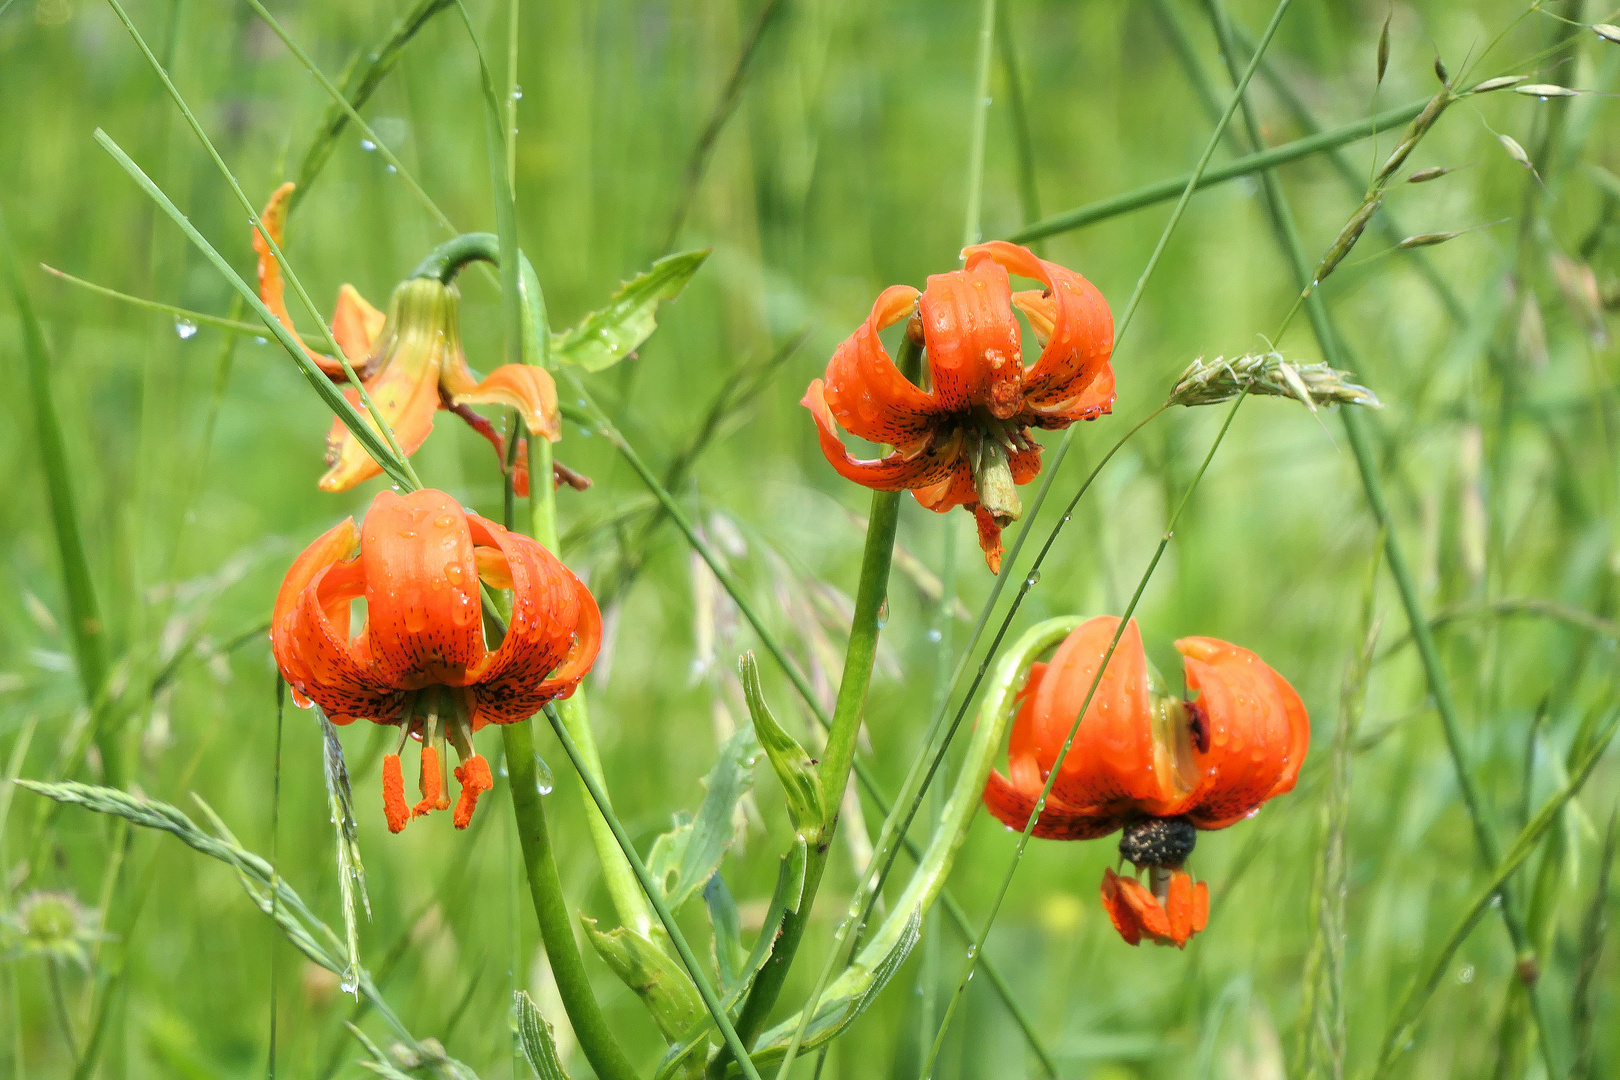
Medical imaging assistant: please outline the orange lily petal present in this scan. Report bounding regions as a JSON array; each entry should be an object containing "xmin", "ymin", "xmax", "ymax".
[
  {"xmin": 357, "ymin": 491, "xmax": 486, "ymax": 688},
  {"xmin": 972, "ymin": 505, "xmax": 1006, "ymax": 574},
  {"xmin": 968, "ymin": 241, "xmax": 1114, "ymax": 413},
  {"xmin": 331, "ymin": 284, "xmax": 386, "ymax": 365},
  {"xmin": 803, "ymin": 380, "xmax": 964, "ymax": 491},
  {"xmin": 464, "ymin": 514, "xmax": 600, "ymax": 728},
  {"xmin": 253, "ymin": 182, "xmax": 353, "ymax": 379},
  {"xmin": 1100, "ymin": 868, "xmax": 1173, "ymax": 945},
  {"xmin": 318, "ymin": 342, "xmax": 443, "ymax": 493},
  {"xmin": 1173, "ymin": 637, "xmax": 1310, "ymax": 829},
  {"xmin": 920, "ymin": 258, "xmax": 1023, "ymax": 418},
  {"xmin": 820, "ymin": 285, "xmax": 941, "ymax": 446},
  {"xmin": 442, "ymin": 358, "xmax": 561, "ymax": 442}
]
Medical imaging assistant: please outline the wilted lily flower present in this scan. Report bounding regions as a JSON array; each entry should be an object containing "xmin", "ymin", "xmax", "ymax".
[
  {"xmin": 254, "ymin": 183, "xmax": 559, "ymax": 492},
  {"xmin": 982, "ymin": 616, "xmax": 1307, "ymax": 947},
  {"xmin": 803, "ymin": 241, "xmax": 1114, "ymax": 572},
  {"xmin": 271, "ymin": 489, "xmax": 600, "ymax": 832}
]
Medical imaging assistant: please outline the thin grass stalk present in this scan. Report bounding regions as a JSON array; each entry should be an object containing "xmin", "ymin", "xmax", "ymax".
[
  {"xmin": 562, "ymin": 383, "xmax": 1055, "ymax": 1067},
  {"xmin": 266, "ymin": 679, "xmax": 285, "ymax": 1080},
  {"xmin": 1570, "ymin": 806, "xmax": 1617, "ymax": 1080},
  {"xmin": 920, "ymin": 391, "xmax": 1250, "ymax": 1078},
  {"xmin": 92, "ymin": 129, "xmax": 416, "ymax": 490},
  {"xmin": 1007, "ymin": 97, "xmax": 1426, "ymax": 244},
  {"xmin": 1, "ymin": 207, "xmax": 119, "ymax": 787},
  {"xmin": 728, "ymin": 337, "xmax": 922, "ymax": 1075},
  {"xmin": 1193, "ymin": 7, "xmax": 1558, "ymax": 1070},
  {"xmin": 1368, "ymin": 709, "xmax": 1620, "ymax": 1079},
  {"xmin": 291, "ymin": 0, "xmax": 455, "ymax": 200},
  {"xmin": 994, "ymin": 0, "xmax": 1042, "ymax": 251},
  {"xmin": 661, "ymin": 0, "xmax": 789, "ymax": 253},
  {"xmin": 38, "ymin": 266, "xmax": 326, "ymax": 345},
  {"xmin": 102, "ymin": 0, "xmax": 423, "ymax": 488},
  {"xmin": 543, "ymin": 705, "xmax": 766, "ymax": 1080}
]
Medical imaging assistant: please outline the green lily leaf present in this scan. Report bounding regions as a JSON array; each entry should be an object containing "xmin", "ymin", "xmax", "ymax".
[
  {"xmin": 739, "ymin": 652, "xmax": 827, "ymax": 836},
  {"xmin": 554, "ymin": 249, "xmax": 710, "ymax": 372},
  {"xmin": 645, "ymin": 725, "xmax": 761, "ymax": 910},
  {"xmin": 581, "ymin": 919, "xmax": 704, "ymax": 1044}
]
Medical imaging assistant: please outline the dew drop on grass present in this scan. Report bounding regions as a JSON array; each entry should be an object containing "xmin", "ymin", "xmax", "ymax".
[
  {"xmin": 174, "ymin": 318, "xmax": 198, "ymax": 340},
  {"xmin": 534, "ymin": 753, "xmax": 554, "ymax": 795},
  {"xmin": 359, "ymin": 138, "xmax": 377, "ymax": 151},
  {"xmin": 1024, "ymin": 570, "xmax": 1040, "ymax": 589},
  {"xmin": 254, "ymin": 336, "xmax": 267, "ymax": 346},
  {"xmin": 926, "ymin": 628, "xmax": 943, "ymax": 643},
  {"xmin": 511, "ymin": 85, "xmax": 523, "ymax": 100},
  {"xmin": 385, "ymin": 164, "xmax": 397, "ymax": 174}
]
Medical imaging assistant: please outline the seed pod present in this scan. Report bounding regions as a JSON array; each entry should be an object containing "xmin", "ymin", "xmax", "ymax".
[
  {"xmin": 1594, "ymin": 23, "xmax": 1620, "ymax": 44},
  {"xmin": 1314, "ymin": 198, "xmax": 1382, "ymax": 285},
  {"xmin": 1397, "ymin": 230, "xmax": 1465, "ymax": 250},
  {"xmin": 1434, "ymin": 55, "xmax": 1449, "ymax": 85},
  {"xmin": 1514, "ymin": 83, "xmax": 1580, "ymax": 98},
  {"xmin": 1471, "ymin": 75, "xmax": 1529, "ymax": 93},
  {"xmin": 1376, "ymin": 13, "xmax": 1391, "ymax": 86},
  {"xmin": 1499, "ymin": 133, "xmax": 1534, "ymax": 170},
  {"xmin": 1407, "ymin": 166, "xmax": 1453, "ymax": 183}
]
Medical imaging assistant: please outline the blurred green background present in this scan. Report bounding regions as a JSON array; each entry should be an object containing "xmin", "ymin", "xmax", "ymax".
[{"xmin": 2, "ymin": 0, "xmax": 1617, "ymax": 1078}]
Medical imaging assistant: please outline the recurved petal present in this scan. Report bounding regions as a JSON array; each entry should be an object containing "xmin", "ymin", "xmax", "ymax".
[
  {"xmin": 331, "ymin": 284, "xmax": 386, "ymax": 365},
  {"xmin": 920, "ymin": 259, "xmax": 1024, "ymax": 418},
  {"xmin": 1029, "ymin": 617, "xmax": 1172, "ymax": 812},
  {"xmin": 1100, "ymin": 869, "xmax": 1173, "ymax": 946},
  {"xmin": 441, "ymin": 357, "xmax": 561, "ymax": 442},
  {"xmin": 271, "ymin": 516, "xmax": 358, "ymax": 661},
  {"xmin": 1163, "ymin": 870, "xmax": 1210, "ymax": 946},
  {"xmin": 804, "ymin": 380, "xmax": 964, "ymax": 492},
  {"xmin": 911, "ymin": 460, "xmax": 976, "ymax": 512},
  {"xmin": 318, "ymin": 343, "xmax": 443, "ymax": 492},
  {"xmin": 281, "ymin": 559, "xmax": 405, "ymax": 723},
  {"xmin": 357, "ymin": 490, "xmax": 486, "ymax": 688},
  {"xmin": 820, "ymin": 285, "xmax": 941, "ymax": 446},
  {"xmin": 464, "ymin": 514, "xmax": 600, "ymax": 728},
  {"xmin": 1018, "ymin": 360, "xmax": 1115, "ymax": 429},
  {"xmin": 968, "ymin": 242, "xmax": 1113, "ymax": 411},
  {"xmin": 252, "ymin": 182, "xmax": 349, "ymax": 380},
  {"xmin": 1174, "ymin": 637, "xmax": 1309, "ymax": 829}
]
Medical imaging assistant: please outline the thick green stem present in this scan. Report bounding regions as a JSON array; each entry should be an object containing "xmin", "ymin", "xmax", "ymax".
[
  {"xmin": 501, "ymin": 720, "xmax": 640, "ymax": 1080},
  {"xmin": 718, "ymin": 338, "xmax": 920, "ymax": 1075}
]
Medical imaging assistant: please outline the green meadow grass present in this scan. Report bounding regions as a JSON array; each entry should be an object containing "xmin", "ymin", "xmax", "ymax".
[{"xmin": 1, "ymin": 1, "xmax": 1617, "ymax": 1078}]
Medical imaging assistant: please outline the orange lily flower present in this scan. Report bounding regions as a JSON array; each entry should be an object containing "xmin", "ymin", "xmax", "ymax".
[
  {"xmin": 803, "ymin": 241, "xmax": 1114, "ymax": 572},
  {"xmin": 982, "ymin": 616, "xmax": 1307, "ymax": 947},
  {"xmin": 271, "ymin": 488, "xmax": 600, "ymax": 832},
  {"xmin": 253, "ymin": 182, "xmax": 560, "ymax": 493}
]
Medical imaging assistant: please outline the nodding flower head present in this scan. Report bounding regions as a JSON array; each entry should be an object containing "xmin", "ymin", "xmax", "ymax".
[
  {"xmin": 271, "ymin": 488, "xmax": 599, "ymax": 832},
  {"xmin": 981, "ymin": 616, "xmax": 1307, "ymax": 947},
  {"xmin": 803, "ymin": 242, "xmax": 1114, "ymax": 573},
  {"xmin": 253, "ymin": 182, "xmax": 560, "ymax": 494}
]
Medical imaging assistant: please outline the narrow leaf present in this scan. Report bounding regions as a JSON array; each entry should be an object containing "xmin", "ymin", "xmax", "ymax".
[
  {"xmin": 644, "ymin": 726, "xmax": 761, "ymax": 910},
  {"xmin": 514, "ymin": 991, "xmax": 573, "ymax": 1080},
  {"xmin": 704, "ymin": 875, "xmax": 745, "ymax": 990},
  {"xmin": 739, "ymin": 652, "xmax": 827, "ymax": 835},
  {"xmin": 554, "ymin": 250, "xmax": 711, "ymax": 372}
]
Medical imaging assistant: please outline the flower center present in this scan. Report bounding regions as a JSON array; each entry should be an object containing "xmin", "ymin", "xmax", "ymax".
[
  {"xmin": 1118, "ymin": 816, "xmax": 1197, "ymax": 869},
  {"xmin": 381, "ymin": 687, "xmax": 492, "ymax": 833},
  {"xmin": 968, "ymin": 420, "xmax": 1029, "ymax": 526}
]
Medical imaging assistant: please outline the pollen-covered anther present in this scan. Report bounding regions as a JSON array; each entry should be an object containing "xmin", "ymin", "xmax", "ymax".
[
  {"xmin": 382, "ymin": 753, "xmax": 410, "ymax": 833},
  {"xmin": 453, "ymin": 755, "xmax": 494, "ymax": 829}
]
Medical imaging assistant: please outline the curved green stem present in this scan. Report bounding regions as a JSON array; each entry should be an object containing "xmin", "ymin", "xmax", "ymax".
[{"xmin": 748, "ymin": 619, "xmax": 1080, "ymax": 1065}]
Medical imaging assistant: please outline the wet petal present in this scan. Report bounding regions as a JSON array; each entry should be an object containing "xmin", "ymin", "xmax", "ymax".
[
  {"xmin": 357, "ymin": 490, "xmax": 486, "ymax": 688},
  {"xmin": 1174, "ymin": 637, "xmax": 1309, "ymax": 828},
  {"xmin": 920, "ymin": 259, "xmax": 1024, "ymax": 417},
  {"xmin": 1099, "ymin": 869, "xmax": 1172, "ymax": 946},
  {"xmin": 331, "ymin": 284, "xmax": 386, "ymax": 365},
  {"xmin": 820, "ymin": 285, "xmax": 942, "ymax": 446},
  {"xmin": 464, "ymin": 515, "xmax": 600, "ymax": 727},
  {"xmin": 968, "ymin": 241, "xmax": 1114, "ymax": 412},
  {"xmin": 804, "ymin": 380, "xmax": 964, "ymax": 491},
  {"xmin": 318, "ymin": 342, "xmax": 443, "ymax": 493}
]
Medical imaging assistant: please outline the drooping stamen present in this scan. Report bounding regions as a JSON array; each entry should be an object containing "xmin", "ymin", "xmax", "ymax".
[
  {"xmin": 412, "ymin": 692, "xmax": 450, "ymax": 818},
  {"xmin": 445, "ymin": 699, "xmax": 489, "ymax": 829},
  {"xmin": 453, "ymin": 756, "xmax": 493, "ymax": 829},
  {"xmin": 382, "ymin": 754, "xmax": 410, "ymax": 833}
]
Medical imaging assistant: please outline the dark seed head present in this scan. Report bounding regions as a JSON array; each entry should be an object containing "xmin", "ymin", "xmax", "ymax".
[{"xmin": 1119, "ymin": 816, "xmax": 1197, "ymax": 868}]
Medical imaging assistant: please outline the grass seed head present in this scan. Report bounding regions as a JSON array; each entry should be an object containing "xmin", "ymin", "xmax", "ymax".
[
  {"xmin": 1593, "ymin": 23, "xmax": 1620, "ymax": 44},
  {"xmin": 1168, "ymin": 353, "xmax": 1382, "ymax": 410},
  {"xmin": 1407, "ymin": 166, "xmax": 1454, "ymax": 183},
  {"xmin": 1469, "ymin": 75, "xmax": 1529, "ymax": 93},
  {"xmin": 1515, "ymin": 83, "xmax": 1580, "ymax": 98},
  {"xmin": 1314, "ymin": 198, "xmax": 1382, "ymax": 285}
]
